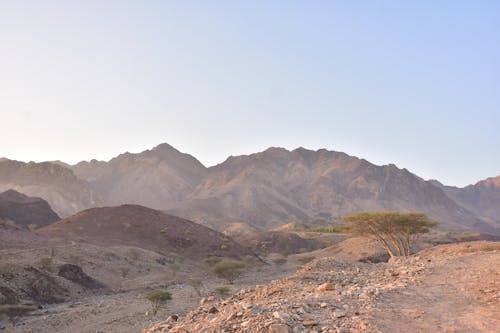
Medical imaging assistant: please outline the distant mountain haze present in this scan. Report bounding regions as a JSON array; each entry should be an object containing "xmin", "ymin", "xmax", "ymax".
[
  {"xmin": 71, "ymin": 143, "xmax": 207, "ymax": 210},
  {"xmin": 0, "ymin": 159, "xmax": 99, "ymax": 217},
  {"xmin": 0, "ymin": 143, "xmax": 498, "ymax": 234}
]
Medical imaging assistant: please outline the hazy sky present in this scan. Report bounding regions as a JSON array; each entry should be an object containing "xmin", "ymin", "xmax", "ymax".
[{"xmin": 1, "ymin": 1, "xmax": 499, "ymax": 187}]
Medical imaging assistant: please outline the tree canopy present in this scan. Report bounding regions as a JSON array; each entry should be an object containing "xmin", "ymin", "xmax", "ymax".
[
  {"xmin": 342, "ymin": 211, "xmax": 438, "ymax": 258},
  {"xmin": 212, "ymin": 258, "xmax": 245, "ymax": 283}
]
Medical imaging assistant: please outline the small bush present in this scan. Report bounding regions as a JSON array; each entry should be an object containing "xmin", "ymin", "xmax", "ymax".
[
  {"xmin": 0, "ymin": 304, "xmax": 38, "ymax": 323},
  {"xmin": 308, "ymin": 226, "xmax": 344, "ymax": 233},
  {"xmin": 212, "ymin": 258, "xmax": 245, "ymax": 283},
  {"xmin": 145, "ymin": 289, "xmax": 172, "ymax": 315},
  {"xmin": 213, "ymin": 286, "xmax": 231, "ymax": 296},
  {"xmin": 206, "ymin": 256, "xmax": 223, "ymax": 266}
]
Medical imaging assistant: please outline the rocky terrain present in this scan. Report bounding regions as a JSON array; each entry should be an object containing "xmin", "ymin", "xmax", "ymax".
[
  {"xmin": 143, "ymin": 241, "xmax": 500, "ymax": 333},
  {"xmin": 2, "ymin": 143, "xmax": 498, "ymax": 234},
  {"xmin": 0, "ymin": 190, "xmax": 60, "ymax": 229},
  {"xmin": 234, "ymin": 231, "xmax": 321, "ymax": 256},
  {"xmin": 172, "ymin": 147, "xmax": 480, "ymax": 231},
  {"xmin": 70, "ymin": 143, "xmax": 207, "ymax": 210},
  {"xmin": 38, "ymin": 205, "xmax": 256, "ymax": 260},
  {"xmin": 433, "ymin": 176, "xmax": 500, "ymax": 225}
]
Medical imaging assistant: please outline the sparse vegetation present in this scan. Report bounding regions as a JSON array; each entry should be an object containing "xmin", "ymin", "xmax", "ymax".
[
  {"xmin": 213, "ymin": 286, "xmax": 231, "ymax": 296},
  {"xmin": 206, "ymin": 256, "xmax": 223, "ymax": 266},
  {"xmin": 0, "ymin": 304, "xmax": 38, "ymax": 323},
  {"xmin": 295, "ymin": 225, "xmax": 344, "ymax": 233},
  {"xmin": 342, "ymin": 211, "xmax": 438, "ymax": 258},
  {"xmin": 212, "ymin": 258, "xmax": 245, "ymax": 283},
  {"xmin": 145, "ymin": 289, "xmax": 172, "ymax": 316}
]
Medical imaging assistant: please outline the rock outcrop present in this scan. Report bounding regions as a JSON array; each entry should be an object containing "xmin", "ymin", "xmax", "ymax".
[{"xmin": 0, "ymin": 189, "xmax": 60, "ymax": 228}]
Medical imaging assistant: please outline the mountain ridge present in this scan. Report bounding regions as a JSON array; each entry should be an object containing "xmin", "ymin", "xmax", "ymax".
[{"xmin": 1, "ymin": 143, "xmax": 498, "ymax": 234}]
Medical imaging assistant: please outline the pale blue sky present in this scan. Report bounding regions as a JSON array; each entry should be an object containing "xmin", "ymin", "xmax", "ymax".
[{"xmin": 0, "ymin": 1, "xmax": 499, "ymax": 187}]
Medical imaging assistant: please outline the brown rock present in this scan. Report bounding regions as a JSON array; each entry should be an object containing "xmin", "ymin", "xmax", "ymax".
[
  {"xmin": 166, "ymin": 314, "xmax": 178, "ymax": 322},
  {"xmin": 303, "ymin": 320, "xmax": 317, "ymax": 326},
  {"xmin": 317, "ymin": 283, "xmax": 335, "ymax": 291},
  {"xmin": 268, "ymin": 323, "xmax": 290, "ymax": 333}
]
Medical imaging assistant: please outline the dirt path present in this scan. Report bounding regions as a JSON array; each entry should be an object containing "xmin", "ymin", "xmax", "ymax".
[{"xmin": 373, "ymin": 248, "xmax": 500, "ymax": 332}]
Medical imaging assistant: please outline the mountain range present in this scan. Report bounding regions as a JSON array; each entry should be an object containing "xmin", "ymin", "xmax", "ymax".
[{"xmin": 1, "ymin": 143, "xmax": 498, "ymax": 234}]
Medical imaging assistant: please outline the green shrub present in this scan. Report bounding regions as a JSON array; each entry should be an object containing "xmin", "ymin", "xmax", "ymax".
[
  {"xmin": 0, "ymin": 304, "xmax": 38, "ymax": 323},
  {"xmin": 308, "ymin": 225, "xmax": 344, "ymax": 233},
  {"xmin": 206, "ymin": 256, "xmax": 223, "ymax": 266},
  {"xmin": 213, "ymin": 286, "xmax": 231, "ymax": 296},
  {"xmin": 145, "ymin": 289, "xmax": 172, "ymax": 315},
  {"xmin": 212, "ymin": 258, "xmax": 245, "ymax": 283}
]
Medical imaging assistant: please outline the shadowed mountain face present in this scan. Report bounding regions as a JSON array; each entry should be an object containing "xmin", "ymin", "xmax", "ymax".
[
  {"xmin": 0, "ymin": 189, "xmax": 60, "ymax": 228},
  {"xmin": 0, "ymin": 160, "xmax": 99, "ymax": 217},
  {"xmin": 38, "ymin": 204, "xmax": 254, "ymax": 259},
  {"xmin": 70, "ymin": 143, "xmax": 207, "ymax": 210},
  {"xmin": 433, "ymin": 176, "xmax": 500, "ymax": 225},
  {"xmin": 171, "ymin": 147, "xmax": 480, "ymax": 230}
]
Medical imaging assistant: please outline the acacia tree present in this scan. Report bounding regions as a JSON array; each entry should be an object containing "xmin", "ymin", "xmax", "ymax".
[
  {"xmin": 212, "ymin": 258, "xmax": 245, "ymax": 283},
  {"xmin": 341, "ymin": 211, "xmax": 438, "ymax": 258}
]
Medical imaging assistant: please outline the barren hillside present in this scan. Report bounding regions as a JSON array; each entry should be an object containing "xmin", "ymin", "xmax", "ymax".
[
  {"xmin": 144, "ymin": 241, "xmax": 500, "ymax": 333},
  {"xmin": 173, "ymin": 147, "xmax": 480, "ymax": 231},
  {"xmin": 38, "ymin": 204, "xmax": 255, "ymax": 260},
  {"xmin": 434, "ymin": 176, "xmax": 500, "ymax": 227}
]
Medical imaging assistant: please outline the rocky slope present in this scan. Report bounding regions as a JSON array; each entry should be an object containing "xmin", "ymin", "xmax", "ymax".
[
  {"xmin": 433, "ymin": 176, "xmax": 500, "ymax": 226},
  {"xmin": 143, "ymin": 241, "xmax": 500, "ymax": 333},
  {"xmin": 70, "ymin": 143, "xmax": 207, "ymax": 210},
  {"xmin": 234, "ymin": 231, "xmax": 321, "ymax": 256},
  {"xmin": 38, "ymin": 205, "xmax": 255, "ymax": 260},
  {"xmin": 173, "ymin": 147, "xmax": 480, "ymax": 231},
  {"xmin": 0, "ymin": 159, "xmax": 99, "ymax": 217},
  {"xmin": 0, "ymin": 189, "xmax": 60, "ymax": 229}
]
